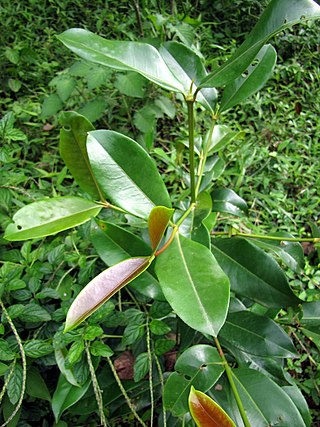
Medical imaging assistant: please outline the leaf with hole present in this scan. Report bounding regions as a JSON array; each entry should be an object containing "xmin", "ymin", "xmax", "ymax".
[
  {"xmin": 163, "ymin": 344, "xmax": 224, "ymax": 416},
  {"xmin": 65, "ymin": 256, "xmax": 152, "ymax": 331},
  {"xmin": 189, "ymin": 386, "xmax": 236, "ymax": 427},
  {"xmin": 200, "ymin": 0, "xmax": 320, "ymax": 87},
  {"xmin": 87, "ymin": 130, "xmax": 171, "ymax": 219},
  {"xmin": 4, "ymin": 197, "xmax": 101, "ymax": 241},
  {"xmin": 211, "ymin": 189, "xmax": 248, "ymax": 217},
  {"xmin": 220, "ymin": 44, "xmax": 277, "ymax": 112}
]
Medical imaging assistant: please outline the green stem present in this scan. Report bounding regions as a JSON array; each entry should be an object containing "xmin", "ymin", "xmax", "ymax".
[
  {"xmin": 85, "ymin": 342, "xmax": 108, "ymax": 427},
  {"xmin": 0, "ymin": 300, "xmax": 27, "ymax": 427},
  {"xmin": 187, "ymin": 100, "xmax": 196, "ymax": 203},
  {"xmin": 195, "ymin": 118, "xmax": 216, "ymax": 197},
  {"xmin": 214, "ymin": 337, "xmax": 251, "ymax": 427},
  {"xmin": 146, "ymin": 317, "xmax": 154, "ymax": 427},
  {"xmin": 106, "ymin": 357, "xmax": 148, "ymax": 427},
  {"xmin": 212, "ymin": 230, "xmax": 319, "ymax": 243},
  {"xmin": 154, "ymin": 354, "xmax": 166, "ymax": 427}
]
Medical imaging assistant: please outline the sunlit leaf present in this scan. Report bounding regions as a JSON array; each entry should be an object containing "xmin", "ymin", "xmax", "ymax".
[
  {"xmin": 57, "ymin": 29, "xmax": 184, "ymax": 92},
  {"xmin": 87, "ymin": 130, "xmax": 171, "ymax": 219},
  {"xmin": 200, "ymin": 0, "xmax": 320, "ymax": 87},
  {"xmin": 65, "ymin": 256, "xmax": 152, "ymax": 331},
  {"xmin": 211, "ymin": 189, "xmax": 248, "ymax": 217},
  {"xmin": 156, "ymin": 233, "xmax": 230, "ymax": 337},
  {"xmin": 4, "ymin": 197, "xmax": 101, "ymax": 241},
  {"xmin": 220, "ymin": 44, "xmax": 277, "ymax": 112},
  {"xmin": 189, "ymin": 386, "xmax": 236, "ymax": 427}
]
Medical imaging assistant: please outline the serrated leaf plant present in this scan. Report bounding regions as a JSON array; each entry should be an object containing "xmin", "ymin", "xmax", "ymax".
[{"xmin": 3, "ymin": 1, "xmax": 320, "ymax": 426}]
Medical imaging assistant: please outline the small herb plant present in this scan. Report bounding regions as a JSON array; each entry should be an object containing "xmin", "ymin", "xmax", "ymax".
[{"xmin": 2, "ymin": 0, "xmax": 320, "ymax": 426}]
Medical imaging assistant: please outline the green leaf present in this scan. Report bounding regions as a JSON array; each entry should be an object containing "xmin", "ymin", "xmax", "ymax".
[
  {"xmin": 20, "ymin": 303, "xmax": 52, "ymax": 322},
  {"xmin": 163, "ymin": 344, "xmax": 224, "ymax": 416},
  {"xmin": 148, "ymin": 206, "xmax": 174, "ymax": 251},
  {"xmin": 67, "ymin": 340, "xmax": 85, "ymax": 367},
  {"xmin": 57, "ymin": 29, "xmax": 183, "ymax": 92},
  {"xmin": 26, "ymin": 366, "xmax": 51, "ymax": 402},
  {"xmin": 251, "ymin": 232, "xmax": 305, "ymax": 273},
  {"xmin": 207, "ymin": 125, "xmax": 244, "ymax": 155},
  {"xmin": 219, "ymin": 311, "xmax": 297, "ymax": 358},
  {"xmin": 4, "ymin": 196, "xmax": 102, "ymax": 241},
  {"xmin": 78, "ymin": 98, "xmax": 107, "ymax": 122},
  {"xmin": 54, "ymin": 348, "xmax": 80, "ymax": 387},
  {"xmin": 7, "ymin": 363, "xmax": 23, "ymax": 405},
  {"xmin": 159, "ymin": 41, "xmax": 217, "ymax": 112},
  {"xmin": 189, "ymin": 386, "xmax": 236, "ymax": 427},
  {"xmin": 200, "ymin": 0, "xmax": 320, "ymax": 88},
  {"xmin": 83, "ymin": 325, "xmax": 103, "ymax": 340},
  {"xmin": 91, "ymin": 220, "xmax": 164, "ymax": 300},
  {"xmin": 52, "ymin": 373, "xmax": 91, "ymax": 422},
  {"xmin": 41, "ymin": 93, "xmax": 63, "ymax": 118},
  {"xmin": 65, "ymin": 256, "xmax": 152, "ymax": 331},
  {"xmin": 0, "ymin": 362, "xmax": 9, "ymax": 376},
  {"xmin": 149, "ymin": 319, "xmax": 171, "ymax": 335},
  {"xmin": 114, "ymin": 72, "xmax": 147, "ymax": 98},
  {"xmin": 59, "ymin": 112, "xmax": 104, "ymax": 200},
  {"xmin": 156, "ymin": 233, "xmax": 230, "ymax": 337},
  {"xmin": 282, "ymin": 384, "xmax": 311, "ymax": 427},
  {"xmin": 24, "ymin": 340, "xmax": 53, "ymax": 358},
  {"xmin": 133, "ymin": 352, "xmax": 149, "ymax": 382},
  {"xmin": 89, "ymin": 341, "xmax": 113, "ymax": 357},
  {"xmin": 301, "ymin": 328, "xmax": 320, "ymax": 351},
  {"xmin": 212, "ymin": 238, "xmax": 300, "ymax": 308},
  {"xmin": 232, "ymin": 368, "xmax": 307, "ymax": 427},
  {"xmin": 301, "ymin": 301, "xmax": 320, "ymax": 328},
  {"xmin": 154, "ymin": 338, "xmax": 175, "ymax": 356},
  {"xmin": 87, "ymin": 130, "xmax": 171, "ymax": 219},
  {"xmin": 0, "ymin": 339, "xmax": 15, "ymax": 361},
  {"xmin": 211, "ymin": 189, "xmax": 248, "ymax": 217},
  {"xmin": 220, "ymin": 44, "xmax": 277, "ymax": 112}
]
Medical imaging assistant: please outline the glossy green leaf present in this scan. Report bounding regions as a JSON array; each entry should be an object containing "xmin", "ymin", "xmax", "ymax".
[
  {"xmin": 211, "ymin": 189, "xmax": 248, "ymax": 217},
  {"xmin": 160, "ymin": 41, "xmax": 217, "ymax": 112},
  {"xmin": 163, "ymin": 344, "xmax": 224, "ymax": 416},
  {"xmin": 212, "ymin": 238, "xmax": 300, "ymax": 308},
  {"xmin": 24, "ymin": 340, "xmax": 53, "ymax": 358},
  {"xmin": 91, "ymin": 220, "xmax": 164, "ymax": 300},
  {"xmin": 219, "ymin": 310, "xmax": 297, "ymax": 358},
  {"xmin": 189, "ymin": 386, "xmax": 236, "ymax": 427},
  {"xmin": 7, "ymin": 363, "xmax": 23, "ymax": 405},
  {"xmin": 65, "ymin": 256, "xmax": 152, "ymax": 331},
  {"xmin": 200, "ymin": 0, "xmax": 320, "ymax": 88},
  {"xmin": 231, "ymin": 368, "xmax": 307, "ymax": 427},
  {"xmin": 4, "ymin": 197, "xmax": 102, "ymax": 241},
  {"xmin": 191, "ymin": 192, "xmax": 212, "ymax": 248},
  {"xmin": 156, "ymin": 234, "xmax": 230, "ymax": 337},
  {"xmin": 148, "ymin": 206, "xmax": 174, "ymax": 251},
  {"xmin": 301, "ymin": 328, "xmax": 320, "ymax": 351},
  {"xmin": 59, "ymin": 112, "xmax": 103, "ymax": 200},
  {"xmin": 282, "ymin": 384, "xmax": 311, "ymax": 427},
  {"xmin": 55, "ymin": 348, "xmax": 80, "ymax": 387},
  {"xmin": 301, "ymin": 301, "xmax": 320, "ymax": 327},
  {"xmin": 57, "ymin": 29, "xmax": 184, "ymax": 92},
  {"xmin": 52, "ymin": 374, "xmax": 91, "ymax": 422},
  {"xmin": 207, "ymin": 125, "xmax": 244, "ymax": 155},
  {"xmin": 26, "ymin": 366, "xmax": 51, "ymax": 402},
  {"xmin": 133, "ymin": 352, "xmax": 149, "ymax": 382},
  {"xmin": 251, "ymin": 232, "xmax": 305, "ymax": 273},
  {"xmin": 220, "ymin": 44, "xmax": 277, "ymax": 112},
  {"xmin": 87, "ymin": 130, "xmax": 171, "ymax": 219},
  {"xmin": 0, "ymin": 362, "xmax": 9, "ymax": 376},
  {"xmin": 199, "ymin": 156, "xmax": 225, "ymax": 192}
]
